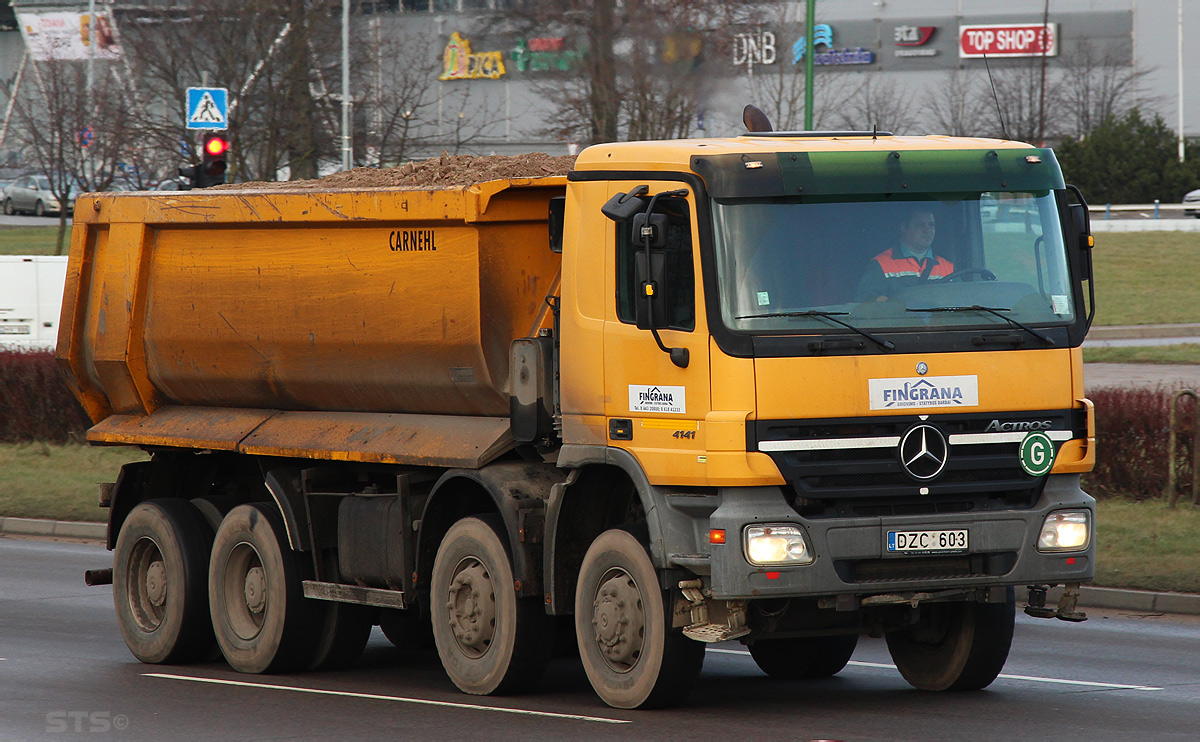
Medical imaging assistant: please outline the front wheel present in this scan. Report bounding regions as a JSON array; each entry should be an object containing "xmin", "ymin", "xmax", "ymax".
[
  {"xmin": 575, "ymin": 529, "xmax": 705, "ymax": 709},
  {"xmin": 431, "ymin": 516, "xmax": 550, "ymax": 695},
  {"xmin": 885, "ymin": 589, "xmax": 1015, "ymax": 691},
  {"xmin": 748, "ymin": 633, "xmax": 859, "ymax": 679},
  {"xmin": 33, "ymin": 200, "xmax": 44, "ymax": 217},
  {"xmin": 112, "ymin": 499, "xmax": 216, "ymax": 664}
]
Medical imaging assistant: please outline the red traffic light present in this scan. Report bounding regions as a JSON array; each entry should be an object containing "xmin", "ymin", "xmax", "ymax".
[{"xmin": 204, "ymin": 135, "xmax": 229, "ymax": 157}]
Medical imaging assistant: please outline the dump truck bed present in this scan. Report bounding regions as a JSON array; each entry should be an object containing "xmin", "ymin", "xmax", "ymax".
[{"xmin": 57, "ymin": 178, "xmax": 565, "ymax": 467}]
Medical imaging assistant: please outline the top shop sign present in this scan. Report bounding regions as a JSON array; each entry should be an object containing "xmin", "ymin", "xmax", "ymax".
[{"xmin": 959, "ymin": 23, "xmax": 1058, "ymax": 58}]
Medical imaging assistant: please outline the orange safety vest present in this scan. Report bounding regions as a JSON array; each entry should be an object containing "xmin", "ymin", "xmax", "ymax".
[{"xmin": 872, "ymin": 249, "xmax": 954, "ymax": 280}]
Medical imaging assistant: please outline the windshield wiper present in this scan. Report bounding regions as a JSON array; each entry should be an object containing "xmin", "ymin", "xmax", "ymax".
[
  {"xmin": 737, "ymin": 310, "xmax": 895, "ymax": 350},
  {"xmin": 906, "ymin": 305, "xmax": 1054, "ymax": 345}
]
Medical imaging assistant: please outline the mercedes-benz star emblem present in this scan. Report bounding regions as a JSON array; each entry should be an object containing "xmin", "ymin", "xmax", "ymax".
[
  {"xmin": 916, "ymin": 361, "xmax": 928, "ymax": 375},
  {"xmin": 898, "ymin": 424, "xmax": 948, "ymax": 481}
]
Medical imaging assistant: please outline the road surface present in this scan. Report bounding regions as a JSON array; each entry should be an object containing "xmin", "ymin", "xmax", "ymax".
[{"xmin": 3, "ymin": 537, "xmax": 1198, "ymax": 740}]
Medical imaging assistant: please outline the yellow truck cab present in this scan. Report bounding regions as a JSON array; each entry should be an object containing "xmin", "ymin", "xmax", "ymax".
[{"xmin": 61, "ymin": 130, "xmax": 1096, "ymax": 710}]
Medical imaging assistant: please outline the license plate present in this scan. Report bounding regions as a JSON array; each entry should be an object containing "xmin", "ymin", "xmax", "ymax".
[
  {"xmin": 887, "ymin": 529, "xmax": 968, "ymax": 553},
  {"xmin": 0, "ymin": 325, "xmax": 30, "ymax": 335}
]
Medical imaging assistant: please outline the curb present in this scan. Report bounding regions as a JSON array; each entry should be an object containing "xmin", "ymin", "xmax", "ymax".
[
  {"xmin": 4, "ymin": 517, "xmax": 1199, "ymax": 616},
  {"xmin": 1, "ymin": 517, "xmax": 106, "ymax": 541},
  {"xmin": 1086, "ymin": 323, "xmax": 1200, "ymax": 341}
]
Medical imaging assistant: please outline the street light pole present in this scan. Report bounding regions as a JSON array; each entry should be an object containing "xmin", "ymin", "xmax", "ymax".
[
  {"xmin": 804, "ymin": 0, "xmax": 815, "ymax": 131},
  {"xmin": 1178, "ymin": 0, "xmax": 1186, "ymax": 163},
  {"xmin": 341, "ymin": 0, "xmax": 352, "ymax": 171}
]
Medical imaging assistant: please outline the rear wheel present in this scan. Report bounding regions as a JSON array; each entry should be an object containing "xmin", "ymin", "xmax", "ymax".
[
  {"xmin": 2, "ymin": 199, "xmax": 12, "ymax": 215},
  {"xmin": 885, "ymin": 589, "xmax": 1015, "ymax": 691},
  {"xmin": 748, "ymin": 634, "xmax": 859, "ymax": 679},
  {"xmin": 209, "ymin": 503, "xmax": 317, "ymax": 674},
  {"xmin": 431, "ymin": 516, "xmax": 550, "ymax": 695},
  {"xmin": 575, "ymin": 529, "xmax": 705, "ymax": 709},
  {"xmin": 113, "ymin": 499, "xmax": 216, "ymax": 664}
]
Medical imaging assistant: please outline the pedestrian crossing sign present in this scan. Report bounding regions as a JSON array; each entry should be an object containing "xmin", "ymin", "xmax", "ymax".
[{"xmin": 186, "ymin": 87, "xmax": 229, "ymax": 130}]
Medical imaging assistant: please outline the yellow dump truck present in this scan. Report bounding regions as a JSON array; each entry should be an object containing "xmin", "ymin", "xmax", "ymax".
[{"xmin": 60, "ymin": 129, "xmax": 1097, "ymax": 709}]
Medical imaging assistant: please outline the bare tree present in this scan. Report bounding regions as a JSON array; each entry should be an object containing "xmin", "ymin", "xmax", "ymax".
[
  {"xmin": 985, "ymin": 61, "xmax": 1060, "ymax": 143},
  {"xmin": 502, "ymin": 0, "xmax": 751, "ymax": 145},
  {"xmin": 831, "ymin": 71, "xmax": 919, "ymax": 135},
  {"xmin": 923, "ymin": 69, "xmax": 992, "ymax": 137},
  {"xmin": 361, "ymin": 23, "xmax": 506, "ymax": 164},
  {"xmin": 116, "ymin": 0, "xmax": 344, "ymax": 182},
  {"xmin": 8, "ymin": 47, "xmax": 136, "ymax": 252},
  {"xmin": 1057, "ymin": 41, "xmax": 1156, "ymax": 141}
]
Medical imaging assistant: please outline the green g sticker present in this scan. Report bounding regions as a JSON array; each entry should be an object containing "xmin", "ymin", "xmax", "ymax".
[{"xmin": 1019, "ymin": 432, "xmax": 1055, "ymax": 476}]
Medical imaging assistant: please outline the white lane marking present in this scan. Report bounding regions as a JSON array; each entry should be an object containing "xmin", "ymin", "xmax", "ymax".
[
  {"xmin": 144, "ymin": 673, "xmax": 630, "ymax": 724},
  {"xmin": 706, "ymin": 648, "xmax": 1163, "ymax": 691}
]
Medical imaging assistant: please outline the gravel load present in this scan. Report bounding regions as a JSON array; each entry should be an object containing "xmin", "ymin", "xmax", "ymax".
[{"xmin": 214, "ymin": 152, "xmax": 577, "ymax": 190}]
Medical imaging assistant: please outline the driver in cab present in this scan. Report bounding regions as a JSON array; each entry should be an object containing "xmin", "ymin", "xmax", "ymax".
[{"xmin": 856, "ymin": 207, "xmax": 954, "ymax": 301}]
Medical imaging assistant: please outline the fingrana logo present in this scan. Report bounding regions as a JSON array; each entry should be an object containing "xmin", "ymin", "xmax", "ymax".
[
  {"xmin": 639, "ymin": 387, "xmax": 674, "ymax": 404},
  {"xmin": 882, "ymin": 379, "xmax": 965, "ymax": 406}
]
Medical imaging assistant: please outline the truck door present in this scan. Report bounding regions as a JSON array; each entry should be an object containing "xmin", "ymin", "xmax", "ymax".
[{"xmin": 602, "ymin": 182, "xmax": 711, "ymax": 485}]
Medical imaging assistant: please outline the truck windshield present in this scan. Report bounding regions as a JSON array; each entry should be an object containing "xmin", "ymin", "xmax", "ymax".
[{"xmin": 711, "ymin": 191, "xmax": 1075, "ymax": 335}]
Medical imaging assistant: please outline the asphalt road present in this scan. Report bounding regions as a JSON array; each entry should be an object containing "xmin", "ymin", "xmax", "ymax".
[{"xmin": 3, "ymin": 537, "xmax": 1199, "ymax": 741}]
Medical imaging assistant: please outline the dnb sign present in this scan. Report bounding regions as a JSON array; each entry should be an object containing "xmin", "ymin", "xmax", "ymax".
[{"xmin": 959, "ymin": 23, "xmax": 1058, "ymax": 58}]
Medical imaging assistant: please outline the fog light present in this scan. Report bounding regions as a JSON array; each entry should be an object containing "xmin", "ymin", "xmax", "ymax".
[
  {"xmin": 744, "ymin": 525, "xmax": 814, "ymax": 566},
  {"xmin": 1038, "ymin": 510, "xmax": 1091, "ymax": 552}
]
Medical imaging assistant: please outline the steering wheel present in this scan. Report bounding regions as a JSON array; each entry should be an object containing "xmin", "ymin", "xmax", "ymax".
[{"xmin": 941, "ymin": 268, "xmax": 997, "ymax": 282}]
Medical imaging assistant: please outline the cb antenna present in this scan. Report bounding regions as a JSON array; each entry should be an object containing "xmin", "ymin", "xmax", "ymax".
[{"xmin": 982, "ymin": 53, "xmax": 1011, "ymax": 141}]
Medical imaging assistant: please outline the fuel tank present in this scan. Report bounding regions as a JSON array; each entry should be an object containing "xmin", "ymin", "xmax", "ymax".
[{"xmin": 57, "ymin": 179, "xmax": 564, "ymax": 425}]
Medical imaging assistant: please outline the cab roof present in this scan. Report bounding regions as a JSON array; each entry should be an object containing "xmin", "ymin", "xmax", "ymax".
[{"xmin": 573, "ymin": 134, "xmax": 1035, "ymax": 173}]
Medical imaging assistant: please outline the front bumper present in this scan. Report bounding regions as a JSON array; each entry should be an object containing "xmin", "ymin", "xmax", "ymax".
[{"xmin": 666, "ymin": 474, "xmax": 1093, "ymax": 600}]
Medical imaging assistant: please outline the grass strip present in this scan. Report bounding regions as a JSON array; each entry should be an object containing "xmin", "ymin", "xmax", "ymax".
[
  {"xmin": 0, "ymin": 226, "xmax": 67, "ymax": 255},
  {"xmin": 1094, "ymin": 498, "xmax": 1200, "ymax": 594},
  {"xmin": 0, "ymin": 443, "xmax": 147, "ymax": 522}
]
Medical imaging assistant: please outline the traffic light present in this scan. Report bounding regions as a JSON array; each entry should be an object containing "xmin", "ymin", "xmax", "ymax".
[
  {"xmin": 179, "ymin": 133, "xmax": 229, "ymax": 189},
  {"xmin": 202, "ymin": 133, "xmax": 228, "ymax": 186}
]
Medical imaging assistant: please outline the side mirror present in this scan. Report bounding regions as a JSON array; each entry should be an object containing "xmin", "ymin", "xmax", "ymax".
[
  {"xmin": 633, "ymin": 250, "xmax": 667, "ymax": 330},
  {"xmin": 601, "ymin": 185, "xmax": 648, "ymax": 221},
  {"xmin": 631, "ymin": 212, "xmax": 668, "ymax": 248},
  {"xmin": 548, "ymin": 196, "xmax": 565, "ymax": 253},
  {"xmin": 1069, "ymin": 203, "xmax": 1091, "ymax": 249}
]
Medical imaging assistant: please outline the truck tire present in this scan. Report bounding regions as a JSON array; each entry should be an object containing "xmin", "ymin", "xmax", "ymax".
[
  {"xmin": 308, "ymin": 601, "xmax": 373, "ymax": 671},
  {"xmin": 748, "ymin": 634, "xmax": 859, "ymax": 679},
  {"xmin": 209, "ymin": 503, "xmax": 317, "ymax": 674},
  {"xmin": 113, "ymin": 499, "xmax": 216, "ymax": 664},
  {"xmin": 431, "ymin": 516, "xmax": 550, "ymax": 695},
  {"xmin": 885, "ymin": 588, "xmax": 1015, "ymax": 691},
  {"xmin": 379, "ymin": 606, "xmax": 435, "ymax": 651},
  {"xmin": 575, "ymin": 528, "xmax": 705, "ymax": 709}
]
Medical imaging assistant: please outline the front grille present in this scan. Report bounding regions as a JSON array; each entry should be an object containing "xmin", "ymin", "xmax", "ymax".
[{"xmin": 754, "ymin": 409, "xmax": 1083, "ymax": 503}]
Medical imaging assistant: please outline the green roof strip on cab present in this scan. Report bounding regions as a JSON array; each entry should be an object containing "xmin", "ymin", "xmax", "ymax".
[{"xmin": 690, "ymin": 148, "xmax": 1065, "ymax": 199}]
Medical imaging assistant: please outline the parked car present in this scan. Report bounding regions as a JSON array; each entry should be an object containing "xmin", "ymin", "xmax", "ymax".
[
  {"xmin": 3, "ymin": 175, "xmax": 76, "ymax": 216},
  {"xmin": 1184, "ymin": 188, "xmax": 1200, "ymax": 218}
]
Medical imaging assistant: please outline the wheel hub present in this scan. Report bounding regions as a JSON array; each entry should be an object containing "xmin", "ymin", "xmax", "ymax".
[
  {"xmin": 243, "ymin": 566, "xmax": 267, "ymax": 615},
  {"xmin": 145, "ymin": 560, "xmax": 167, "ymax": 607},
  {"xmin": 591, "ymin": 570, "xmax": 645, "ymax": 672},
  {"xmin": 445, "ymin": 562, "xmax": 496, "ymax": 657}
]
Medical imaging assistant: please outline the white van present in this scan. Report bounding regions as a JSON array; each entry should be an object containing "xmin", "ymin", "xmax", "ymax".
[{"xmin": 0, "ymin": 255, "xmax": 68, "ymax": 349}]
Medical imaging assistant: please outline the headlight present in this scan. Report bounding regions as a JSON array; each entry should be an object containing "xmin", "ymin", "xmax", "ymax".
[
  {"xmin": 744, "ymin": 524, "xmax": 814, "ymax": 566},
  {"xmin": 1037, "ymin": 510, "xmax": 1091, "ymax": 552}
]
